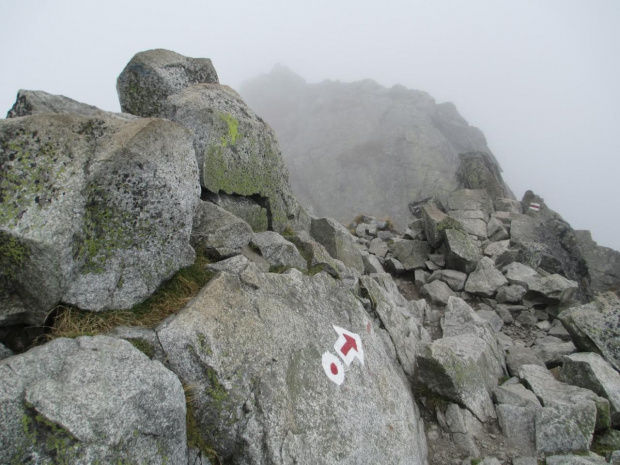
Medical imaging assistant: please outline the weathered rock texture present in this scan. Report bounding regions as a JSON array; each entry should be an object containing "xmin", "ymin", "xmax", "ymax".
[
  {"xmin": 240, "ymin": 65, "xmax": 508, "ymax": 228},
  {"xmin": 0, "ymin": 111, "xmax": 199, "ymax": 324},
  {"xmin": 576, "ymin": 229, "xmax": 620, "ymax": 293},
  {"xmin": 0, "ymin": 336, "xmax": 187, "ymax": 464},
  {"xmin": 156, "ymin": 267, "xmax": 428, "ymax": 464},
  {"xmin": 117, "ymin": 49, "xmax": 303, "ymax": 233}
]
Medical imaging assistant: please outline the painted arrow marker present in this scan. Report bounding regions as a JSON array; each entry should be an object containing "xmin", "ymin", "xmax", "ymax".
[
  {"xmin": 333, "ymin": 325, "xmax": 364, "ymax": 366},
  {"xmin": 322, "ymin": 352, "xmax": 345, "ymax": 385}
]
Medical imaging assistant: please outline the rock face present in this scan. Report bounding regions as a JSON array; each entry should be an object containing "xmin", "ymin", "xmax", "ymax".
[
  {"xmin": 576, "ymin": 230, "xmax": 620, "ymax": 293},
  {"xmin": 310, "ymin": 217, "xmax": 364, "ymax": 272},
  {"xmin": 456, "ymin": 152, "xmax": 512, "ymax": 199},
  {"xmin": 117, "ymin": 48, "xmax": 219, "ymax": 117},
  {"xmin": 0, "ymin": 111, "xmax": 200, "ymax": 324},
  {"xmin": 0, "ymin": 336, "xmax": 187, "ymax": 464},
  {"xmin": 156, "ymin": 266, "xmax": 428, "ymax": 464},
  {"xmin": 239, "ymin": 65, "xmax": 507, "ymax": 229},
  {"xmin": 117, "ymin": 50, "xmax": 303, "ymax": 233}
]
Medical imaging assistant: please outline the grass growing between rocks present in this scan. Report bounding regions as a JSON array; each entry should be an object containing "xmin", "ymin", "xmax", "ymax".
[
  {"xmin": 184, "ymin": 384, "xmax": 222, "ymax": 465},
  {"xmin": 41, "ymin": 251, "xmax": 213, "ymax": 342}
]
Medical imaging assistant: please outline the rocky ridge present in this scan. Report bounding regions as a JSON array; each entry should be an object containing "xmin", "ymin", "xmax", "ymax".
[{"xmin": 1, "ymin": 50, "xmax": 620, "ymax": 465}]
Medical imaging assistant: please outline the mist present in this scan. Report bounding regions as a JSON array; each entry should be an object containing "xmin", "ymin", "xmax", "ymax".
[{"xmin": 1, "ymin": 0, "xmax": 619, "ymax": 249}]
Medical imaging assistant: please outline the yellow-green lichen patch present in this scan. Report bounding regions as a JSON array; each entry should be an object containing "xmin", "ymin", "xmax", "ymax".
[
  {"xmin": 218, "ymin": 113, "xmax": 239, "ymax": 147},
  {"xmin": 0, "ymin": 231, "xmax": 29, "ymax": 279}
]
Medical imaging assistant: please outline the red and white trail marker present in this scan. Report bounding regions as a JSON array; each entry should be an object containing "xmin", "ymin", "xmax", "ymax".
[
  {"xmin": 529, "ymin": 202, "xmax": 541, "ymax": 212},
  {"xmin": 322, "ymin": 352, "xmax": 345, "ymax": 385},
  {"xmin": 333, "ymin": 325, "xmax": 364, "ymax": 366}
]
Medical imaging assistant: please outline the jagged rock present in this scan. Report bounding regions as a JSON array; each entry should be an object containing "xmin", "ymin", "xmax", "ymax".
[
  {"xmin": 368, "ymin": 237, "xmax": 389, "ymax": 258},
  {"xmin": 413, "ymin": 270, "xmax": 430, "ymax": 287},
  {"xmin": 476, "ymin": 310, "xmax": 504, "ymax": 333},
  {"xmin": 207, "ymin": 254, "xmax": 269, "ymax": 275},
  {"xmin": 505, "ymin": 347, "xmax": 546, "ymax": 377},
  {"xmin": 0, "ymin": 112, "xmax": 199, "ymax": 324},
  {"xmin": 503, "ymin": 262, "xmax": 539, "ymax": 288},
  {"xmin": 249, "ymin": 231, "xmax": 307, "ymax": 271},
  {"xmin": 0, "ymin": 336, "xmax": 186, "ymax": 464},
  {"xmin": 105, "ymin": 325, "xmax": 167, "ymax": 361},
  {"xmin": 445, "ymin": 403, "xmax": 482, "ymax": 456},
  {"xmin": 442, "ymin": 297, "xmax": 505, "ymax": 369},
  {"xmin": 287, "ymin": 230, "xmax": 340, "ymax": 277},
  {"xmin": 448, "ymin": 209, "xmax": 488, "ymax": 240},
  {"xmin": 546, "ymin": 454, "xmax": 608, "ymax": 465},
  {"xmin": 360, "ymin": 274, "xmax": 428, "ymax": 376},
  {"xmin": 559, "ymin": 293, "xmax": 620, "ymax": 371},
  {"xmin": 576, "ymin": 230, "xmax": 620, "ymax": 293},
  {"xmin": 446, "ymin": 188, "xmax": 494, "ymax": 216},
  {"xmin": 495, "ymin": 198, "xmax": 523, "ymax": 214},
  {"xmin": 191, "ymin": 200, "xmax": 253, "ymax": 258},
  {"xmin": 516, "ymin": 310, "xmax": 539, "ymax": 328},
  {"xmin": 425, "ymin": 260, "xmax": 441, "ymax": 271},
  {"xmin": 548, "ymin": 322, "xmax": 572, "ymax": 341},
  {"xmin": 532, "ymin": 336, "xmax": 577, "ymax": 367},
  {"xmin": 443, "ymin": 228, "xmax": 480, "ymax": 273},
  {"xmin": 428, "ymin": 254, "xmax": 446, "ymax": 267},
  {"xmin": 519, "ymin": 364, "xmax": 610, "ymax": 432},
  {"xmin": 484, "ymin": 239, "xmax": 510, "ymax": 262},
  {"xmin": 428, "ymin": 269, "xmax": 467, "ymax": 292},
  {"xmin": 362, "ymin": 252, "xmax": 385, "ymax": 274},
  {"xmin": 0, "ymin": 341, "xmax": 13, "ymax": 361},
  {"xmin": 202, "ymin": 191, "xmax": 270, "ymax": 232},
  {"xmin": 496, "ymin": 405, "xmax": 537, "ymax": 456},
  {"xmin": 416, "ymin": 333, "xmax": 499, "ymax": 421},
  {"xmin": 117, "ymin": 48, "xmax": 219, "ymax": 117},
  {"xmin": 464, "ymin": 257, "xmax": 509, "ymax": 297},
  {"xmin": 385, "ymin": 257, "xmax": 406, "ymax": 275},
  {"xmin": 156, "ymin": 267, "xmax": 428, "ymax": 464},
  {"xmin": 406, "ymin": 219, "xmax": 425, "ymax": 240},
  {"xmin": 388, "ymin": 239, "xmax": 430, "ymax": 270},
  {"xmin": 7, "ymin": 89, "xmax": 136, "ymax": 120},
  {"xmin": 496, "ymin": 284, "xmax": 527, "ymax": 304},
  {"xmin": 535, "ymin": 402, "xmax": 596, "ymax": 455},
  {"xmin": 487, "ymin": 216, "xmax": 509, "ymax": 241},
  {"xmin": 421, "ymin": 280, "xmax": 457, "ymax": 306},
  {"xmin": 456, "ymin": 152, "xmax": 512, "ymax": 199},
  {"xmin": 527, "ymin": 274, "xmax": 578, "ymax": 304},
  {"xmin": 355, "ymin": 223, "xmax": 368, "ymax": 237},
  {"xmin": 495, "ymin": 305, "xmax": 514, "ymax": 324},
  {"xmin": 494, "ymin": 383, "xmax": 541, "ymax": 408},
  {"xmin": 560, "ymin": 352, "xmax": 620, "ymax": 426},
  {"xmin": 310, "ymin": 217, "xmax": 365, "ymax": 273}
]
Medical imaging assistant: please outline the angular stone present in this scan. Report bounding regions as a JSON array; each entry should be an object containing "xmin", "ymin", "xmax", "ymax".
[
  {"xmin": 449, "ymin": 210, "xmax": 488, "ymax": 240},
  {"xmin": 362, "ymin": 253, "xmax": 385, "ymax": 274},
  {"xmin": 576, "ymin": 229, "xmax": 620, "ymax": 293},
  {"xmin": 311, "ymin": 217, "xmax": 365, "ymax": 273},
  {"xmin": 519, "ymin": 364, "xmax": 610, "ymax": 432},
  {"xmin": 414, "ymin": 269, "xmax": 430, "ymax": 286},
  {"xmin": 535, "ymin": 402, "xmax": 596, "ymax": 455},
  {"xmin": 286, "ymin": 231, "xmax": 340, "ymax": 277},
  {"xmin": 445, "ymin": 403, "xmax": 482, "ymax": 456},
  {"xmin": 446, "ymin": 188, "xmax": 494, "ymax": 216},
  {"xmin": 495, "ymin": 198, "xmax": 523, "ymax": 214},
  {"xmin": 0, "ymin": 112, "xmax": 200, "ymax": 324},
  {"xmin": 494, "ymin": 383, "xmax": 541, "ymax": 408},
  {"xmin": 527, "ymin": 274, "xmax": 578, "ymax": 304},
  {"xmin": 559, "ymin": 294, "xmax": 620, "ymax": 371},
  {"xmin": 456, "ymin": 153, "xmax": 512, "ymax": 200},
  {"xmin": 405, "ymin": 219, "xmax": 425, "ymax": 240},
  {"xmin": 487, "ymin": 216, "xmax": 509, "ymax": 242},
  {"xmin": 546, "ymin": 454, "xmax": 608, "ymax": 465},
  {"xmin": 497, "ymin": 404, "xmax": 537, "ymax": 456},
  {"xmin": 476, "ymin": 310, "xmax": 504, "ymax": 333},
  {"xmin": 532, "ymin": 337, "xmax": 577, "ymax": 367},
  {"xmin": 444, "ymin": 228, "xmax": 480, "ymax": 273},
  {"xmin": 0, "ymin": 336, "xmax": 187, "ymax": 464},
  {"xmin": 369, "ymin": 237, "xmax": 389, "ymax": 258},
  {"xmin": 484, "ymin": 239, "xmax": 510, "ymax": 262},
  {"xmin": 548, "ymin": 323, "xmax": 572, "ymax": 341},
  {"xmin": 416, "ymin": 333, "xmax": 499, "ymax": 421},
  {"xmin": 464, "ymin": 257, "xmax": 508, "ymax": 297},
  {"xmin": 0, "ymin": 342, "xmax": 13, "ymax": 361},
  {"xmin": 385, "ymin": 257, "xmax": 406, "ymax": 275},
  {"xmin": 117, "ymin": 48, "xmax": 219, "ymax": 117},
  {"xmin": 191, "ymin": 201, "xmax": 253, "ymax": 258},
  {"xmin": 560, "ymin": 352, "xmax": 620, "ymax": 426},
  {"xmin": 250, "ymin": 232, "xmax": 307, "ymax": 271},
  {"xmin": 157, "ymin": 268, "xmax": 428, "ymax": 463},
  {"xmin": 496, "ymin": 284, "xmax": 527, "ymax": 304},
  {"xmin": 388, "ymin": 239, "xmax": 430, "ymax": 270},
  {"xmin": 502, "ymin": 262, "xmax": 539, "ymax": 288},
  {"xmin": 421, "ymin": 280, "xmax": 456, "ymax": 306},
  {"xmin": 421, "ymin": 204, "xmax": 450, "ymax": 248},
  {"xmin": 506, "ymin": 347, "xmax": 546, "ymax": 377},
  {"xmin": 428, "ymin": 269, "xmax": 468, "ymax": 292},
  {"xmin": 206, "ymin": 253, "xmax": 269, "ymax": 275}
]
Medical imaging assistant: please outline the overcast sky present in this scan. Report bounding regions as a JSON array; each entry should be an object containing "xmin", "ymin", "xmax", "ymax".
[{"xmin": 1, "ymin": 0, "xmax": 619, "ymax": 249}]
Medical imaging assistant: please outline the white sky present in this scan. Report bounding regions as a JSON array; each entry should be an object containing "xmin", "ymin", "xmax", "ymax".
[{"xmin": 1, "ymin": 0, "xmax": 619, "ymax": 249}]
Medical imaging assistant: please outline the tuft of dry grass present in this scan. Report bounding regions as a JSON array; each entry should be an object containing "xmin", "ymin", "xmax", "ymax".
[{"xmin": 41, "ymin": 250, "xmax": 213, "ymax": 342}]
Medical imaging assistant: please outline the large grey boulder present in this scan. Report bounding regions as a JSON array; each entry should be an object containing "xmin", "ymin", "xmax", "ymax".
[
  {"xmin": 0, "ymin": 336, "xmax": 186, "ymax": 464},
  {"xmin": 388, "ymin": 238, "xmax": 430, "ymax": 270},
  {"xmin": 446, "ymin": 188, "xmax": 494, "ymax": 216},
  {"xmin": 526, "ymin": 274, "xmax": 578, "ymax": 304},
  {"xmin": 502, "ymin": 262, "xmax": 539, "ymax": 288},
  {"xmin": 156, "ymin": 267, "xmax": 428, "ymax": 464},
  {"xmin": 360, "ymin": 274, "xmax": 428, "ymax": 376},
  {"xmin": 191, "ymin": 200, "xmax": 253, "ymax": 258},
  {"xmin": 428, "ymin": 269, "xmax": 468, "ymax": 292},
  {"xmin": 421, "ymin": 280, "xmax": 457, "ymax": 306},
  {"xmin": 505, "ymin": 347, "xmax": 546, "ymax": 377},
  {"xmin": 421, "ymin": 204, "xmax": 454, "ymax": 248},
  {"xmin": 519, "ymin": 364, "xmax": 610, "ymax": 432},
  {"xmin": 464, "ymin": 257, "xmax": 509, "ymax": 297},
  {"xmin": 576, "ymin": 229, "xmax": 620, "ymax": 293},
  {"xmin": 532, "ymin": 337, "xmax": 577, "ymax": 367},
  {"xmin": 445, "ymin": 402, "xmax": 483, "ymax": 456},
  {"xmin": 448, "ymin": 210, "xmax": 488, "ymax": 240},
  {"xmin": 496, "ymin": 404, "xmax": 537, "ymax": 456},
  {"xmin": 559, "ymin": 293, "xmax": 620, "ymax": 371},
  {"xmin": 535, "ymin": 402, "xmax": 597, "ymax": 455},
  {"xmin": 310, "ymin": 217, "xmax": 365, "ymax": 273},
  {"xmin": 286, "ymin": 230, "xmax": 341, "ymax": 277},
  {"xmin": 494, "ymin": 383, "xmax": 541, "ymax": 408},
  {"xmin": 249, "ymin": 231, "xmax": 307, "ymax": 271},
  {"xmin": 443, "ymin": 228, "xmax": 480, "ymax": 273},
  {"xmin": 0, "ymin": 112, "xmax": 200, "ymax": 324},
  {"xmin": 0, "ymin": 341, "xmax": 13, "ymax": 361},
  {"xmin": 416, "ymin": 333, "xmax": 500, "ymax": 421},
  {"xmin": 7, "ymin": 89, "xmax": 136, "ymax": 120},
  {"xmin": 117, "ymin": 48, "xmax": 219, "ymax": 117},
  {"xmin": 560, "ymin": 352, "xmax": 620, "ymax": 426}
]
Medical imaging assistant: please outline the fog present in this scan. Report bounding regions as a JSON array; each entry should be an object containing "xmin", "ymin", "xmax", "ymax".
[{"xmin": 1, "ymin": 0, "xmax": 619, "ymax": 249}]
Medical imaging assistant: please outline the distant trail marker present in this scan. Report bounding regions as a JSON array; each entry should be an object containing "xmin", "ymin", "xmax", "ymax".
[
  {"xmin": 322, "ymin": 352, "xmax": 345, "ymax": 385},
  {"xmin": 333, "ymin": 325, "xmax": 364, "ymax": 366},
  {"xmin": 529, "ymin": 202, "xmax": 541, "ymax": 212}
]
